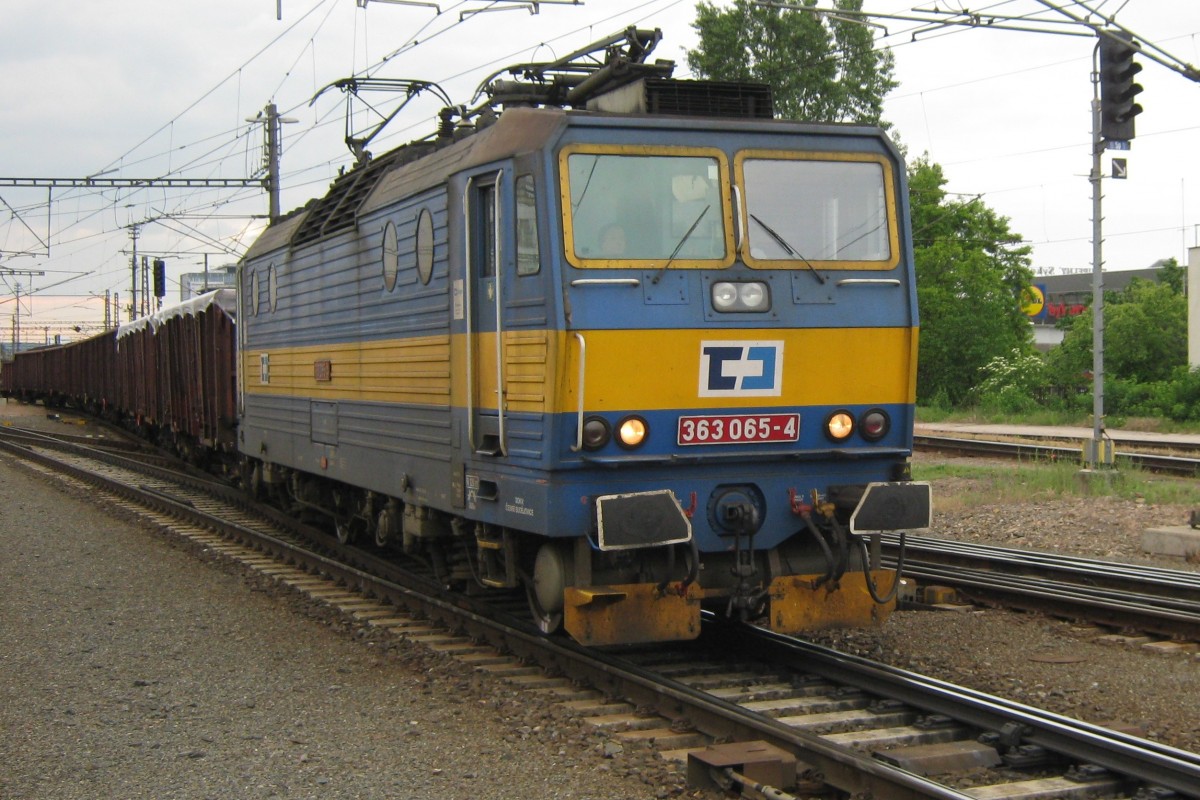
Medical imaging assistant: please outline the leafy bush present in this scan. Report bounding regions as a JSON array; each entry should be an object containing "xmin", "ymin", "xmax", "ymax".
[
  {"xmin": 975, "ymin": 349, "xmax": 1049, "ymax": 413},
  {"xmin": 1103, "ymin": 367, "xmax": 1200, "ymax": 422}
]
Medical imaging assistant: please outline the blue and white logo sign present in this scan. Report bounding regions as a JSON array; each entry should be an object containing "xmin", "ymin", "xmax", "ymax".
[{"xmin": 699, "ymin": 341, "xmax": 784, "ymax": 397}]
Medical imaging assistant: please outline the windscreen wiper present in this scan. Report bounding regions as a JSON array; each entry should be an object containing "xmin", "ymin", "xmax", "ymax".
[
  {"xmin": 651, "ymin": 204, "xmax": 710, "ymax": 285},
  {"xmin": 749, "ymin": 213, "xmax": 826, "ymax": 285}
]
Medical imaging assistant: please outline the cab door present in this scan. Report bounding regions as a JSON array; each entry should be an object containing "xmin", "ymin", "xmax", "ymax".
[{"xmin": 465, "ymin": 170, "xmax": 505, "ymax": 456}]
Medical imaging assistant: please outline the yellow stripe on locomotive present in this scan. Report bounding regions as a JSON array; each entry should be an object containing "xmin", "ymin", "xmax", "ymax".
[{"xmin": 242, "ymin": 325, "xmax": 917, "ymax": 411}]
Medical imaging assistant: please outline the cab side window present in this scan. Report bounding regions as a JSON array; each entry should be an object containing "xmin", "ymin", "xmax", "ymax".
[{"xmin": 515, "ymin": 175, "xmax": 540, "ymax": 276}]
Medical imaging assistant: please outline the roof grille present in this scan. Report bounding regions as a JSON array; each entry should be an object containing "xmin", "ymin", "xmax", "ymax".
[
  {"xmin": 588, "ymin": 78, "xmax": 774, "ymax": 119},
  {"xmin": 291, "ymin": 156, "xmax": 394, "ymax": 247},
  {"xmin": 645, "ymin": 79, "xmax": 773, "ymax": 118}
]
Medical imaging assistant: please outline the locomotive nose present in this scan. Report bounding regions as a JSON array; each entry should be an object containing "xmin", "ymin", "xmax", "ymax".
[{"xmin": 709, "ymin": 485, "xmax": 766, "ymax": 537}]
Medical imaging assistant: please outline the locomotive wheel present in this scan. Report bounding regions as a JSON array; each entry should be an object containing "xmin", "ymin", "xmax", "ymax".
[
  {"xmin": 374, "ymin": 504, "xmax": 401, "ymax": 549},
  {"xmin": 527, "ymin": 542, "xmax": 572, "ymax": 635},
  {"xmin": 525, "ymin": 581, "xmax": 563, "ymax": 635}
]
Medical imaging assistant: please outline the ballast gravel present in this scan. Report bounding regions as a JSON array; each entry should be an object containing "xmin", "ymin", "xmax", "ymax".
[
  {"xmin": 0, "ymin": 406, "xmax": 681, "ymax": 799},
  {"xmin": 2, "ymin": 401, "xmax": 1199, "ymax": 798}
]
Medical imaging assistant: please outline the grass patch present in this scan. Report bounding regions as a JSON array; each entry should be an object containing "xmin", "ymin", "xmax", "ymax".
[{"xmin": 912, "ymin": 458, "xmax": 1200, "ymax": 510}]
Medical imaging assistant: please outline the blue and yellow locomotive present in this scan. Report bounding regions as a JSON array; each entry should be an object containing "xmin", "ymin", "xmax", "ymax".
[{"xmin": 237, "ymin": 29, "xmax": 930, "ymax": 645}]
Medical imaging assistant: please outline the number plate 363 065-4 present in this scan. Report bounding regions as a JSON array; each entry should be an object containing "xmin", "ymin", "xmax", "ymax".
[{"xmin": 677, "ymin": 413, "xmax": 800, "ymax": 446}]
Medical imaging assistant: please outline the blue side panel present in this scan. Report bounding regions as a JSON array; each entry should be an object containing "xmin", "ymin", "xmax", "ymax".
[
  {"xmin": 244, "ymin": 191, "xmax": 451, "ymax": 352},
  {"xmin": 240, "ymin": 187, "xmax": 456, "ymax": 504}
]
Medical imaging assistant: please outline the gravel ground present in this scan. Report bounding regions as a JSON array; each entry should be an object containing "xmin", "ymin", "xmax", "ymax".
[
  {"xmin": 0, "ymin": 402, "xmax": 689, "ymax": 800},
  {"xmin": 2, "ymin": 400, "xmax": 1198, "ymax": 799}
]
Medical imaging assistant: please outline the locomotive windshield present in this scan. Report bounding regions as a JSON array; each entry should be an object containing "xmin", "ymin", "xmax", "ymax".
[
  {"xmin": 560, "ymin": 147, "xmax": 732, "ymax": 268},
  {"xmin": 560, "ymin": 146, "xmax": 898, "ymax": 271},
  {"xmin": 738, "ymin": 152, "xmax": 899, "ymax": 270}
]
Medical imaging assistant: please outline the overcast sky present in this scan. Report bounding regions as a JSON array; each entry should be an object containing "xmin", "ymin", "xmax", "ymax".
[{"xmin": 1, "ymin": 0, "xmax": 1198, "ymax": 337}]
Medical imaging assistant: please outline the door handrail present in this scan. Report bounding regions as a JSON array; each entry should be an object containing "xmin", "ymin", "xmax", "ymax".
[
  {"xmin": 570, "ymin": 332, "xmax": 586, "ymax": 452},
  {"xmin": 464, "ymin": 175, "xmax": 476, "ymax": 450},
  {"xmin": 491, "ymin": 169, "xmax": 507, "ymax": 456}
]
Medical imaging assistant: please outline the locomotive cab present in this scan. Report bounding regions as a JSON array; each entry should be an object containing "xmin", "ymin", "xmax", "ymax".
[{"xmin": 524, "ymin": 106, "xmax": 930, "ymax": 644}]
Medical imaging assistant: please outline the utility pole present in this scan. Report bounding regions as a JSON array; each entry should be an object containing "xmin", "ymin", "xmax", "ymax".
[
  {"xmin": 5, "ymin": 267, "xmax": 46, "ymax": 352},
  {"xmin": 129, "ymin": 225, "xmax": 139, "ymax": 321},
  {"xmin": 248, "ymin": 102, "xmax": 297, "ymax": 223},
  {"xmin": 141, "ymin": 256, "xmax": 150, "ymax": 317},
  {"xmin": 267, "ymin": 103, "xmax": 282, "ymax": 222}
]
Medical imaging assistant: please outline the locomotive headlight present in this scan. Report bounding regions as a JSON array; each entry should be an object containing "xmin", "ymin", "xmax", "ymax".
[
  {"xmin": 859, "ymin": 409, "xmax": 890, "ymax": 441},
  {"xmin": 616, "ymin": 416, "xmax": 648, "ymax": 448},
  {"xmin": 712, "ymin": 282, "xmax": 739, "ymax": 310},
  {"xmin": 738, "ymin": 282, "xmax": 767, "ymax": 310},
  {"xmin": 582, "ymin": 416, "xmax": 611, "ymax": 450},
  {"xmin": 825, "ymin": 410, "xmax": 855, "ymax": 442},
  {"xmin": 711, "ymin": 281, "xmax": 769, "ymax": 312}
]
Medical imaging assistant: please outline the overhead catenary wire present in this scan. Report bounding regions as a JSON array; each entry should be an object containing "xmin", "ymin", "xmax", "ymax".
[{"xmin": 0, "ymin": 0, "xmax": 1196, "ymax": 330}]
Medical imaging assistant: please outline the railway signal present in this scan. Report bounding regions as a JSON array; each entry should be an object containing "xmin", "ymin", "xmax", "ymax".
[
  {"xmin": 153, "ymin": 259, "xmax": 166, "ymax": 299},
  {"xmin": 1099, "ymin": 31, "xmax": 1144, "ymax": 143}
]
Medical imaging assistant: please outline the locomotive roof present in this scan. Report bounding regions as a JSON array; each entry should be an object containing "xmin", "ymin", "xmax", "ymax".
[
  {"xmin": 242, "ymin": 100, "xmax": 898, "ymax": 264},
  {"xmin": 360, "ymin": 106, "xmax": 568, "ymax": 217},
  {"xmin": 243, "ymin": 107, "xmax": 568, "ymax": 262}
]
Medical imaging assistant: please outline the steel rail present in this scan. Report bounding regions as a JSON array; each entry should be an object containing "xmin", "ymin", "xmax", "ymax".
[
  {"xmin": 1, "ymin": 422, "xmax": 148, "ymax": 451},
  {"xmin": 715, "ymin": 619, "xmax": 1200, "ymax": 798},
  {"xmin": 888, "ymin": 534, "xmax": 1200, "ymax": 595},
  {"xmin": 881, "ymin": 534, "xmax": 1200, "ymax": 638},
  {"xmin": 917, "ymin": 430, "xmax": 1200, "ymax": 455},
  {"xmin": 914, "ymin": 434, "xmax": 1200, "ymax": 476},
  {"xmin": 897, "ymin": 561, "xmax": 1200, "ymax": 637}
]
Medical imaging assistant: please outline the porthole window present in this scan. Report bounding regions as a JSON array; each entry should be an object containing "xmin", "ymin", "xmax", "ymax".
[
  {"xmin": 268, "ymin": 263, "xmax": 279, "ymax": 311},
  {"xmin": 382, "ymin": 221, "xmax": 399, "ymax": 292},
  {"xmin": 416, "ymin": 208, "xmax": 434, "ymax": 285},
  {"xmin": 249, "ymin": 270, "xmax": 259, "ymax": 317}
]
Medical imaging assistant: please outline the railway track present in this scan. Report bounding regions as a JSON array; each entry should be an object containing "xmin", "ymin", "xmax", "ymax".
[
  {"xmin": 882, "ymin": 534, "xmax": 1200, "ymax": 641},
  {"xmin": 4, "ymin": 426, "xmax": 1199, "ymax": 799},
  {"xmin": 914, "ymin": 434, "xmax": 1200, "ymax": 476}
]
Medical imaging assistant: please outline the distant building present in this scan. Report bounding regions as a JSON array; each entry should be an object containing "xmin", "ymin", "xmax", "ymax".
[
  {"xmin": 1030, "ymin": 262, "xmax": 1169, "ymax": 350},
  {"xmin": 1, "ymin": 341, "xmax": 42, "ymax": 360},
  {"xmin": 179, "ymin": 265, "xmax": 237, "ymax": 301}
]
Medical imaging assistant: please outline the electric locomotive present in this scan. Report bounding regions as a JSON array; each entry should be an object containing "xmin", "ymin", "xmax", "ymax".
[{"xmin": 237, "ymin": 29, "xmax": 930, "ymax": 645}]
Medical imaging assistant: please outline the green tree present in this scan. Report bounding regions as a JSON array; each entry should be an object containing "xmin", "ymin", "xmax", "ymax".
[
  {"xmin": 1156, "ymin": 257, "xmax": 1185, "ymax": 295},
  {"xmin": 908, "ymin": 158, "xmax": 1035, "ymax": 405},
  {"xmin": 1051, "ymin": 278, "xmax": 1187, "ymax": 385},
  {"xmin": 686, "ymin": 0, "xmax": 896, "ymax": 124}
]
